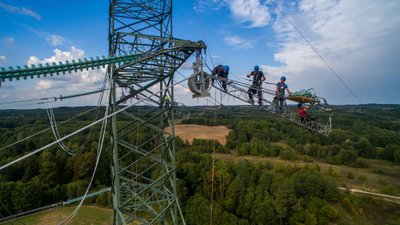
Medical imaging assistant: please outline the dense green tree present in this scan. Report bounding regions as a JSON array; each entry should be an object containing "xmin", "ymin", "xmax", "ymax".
[
  {"xmin": 357, "ymin": 137, "xmax": 376, "ymax": 158},
  {"xmin": 393, "ymin": 145, "xmax": 400, "ymax": 164},
  {"xmin": 215, "ymin": 161, "xmax": 233, "ymax": 199},
  {"xmin": 67, "ymin": 180, "xmax": 88, "ymax": 199},
  {"xmin": 1, "ymin": 105, "xmax": 400, "ymax": 223},
  {"xmin": 292, "ymin": 170, "xmax": 338, "ymax": 202},
  {"xmin": 253, "ymin": 193, "xmax": 276, "ymax": 225},
  {"xmin": 38, "ymin": 151, "xmax": 58, "ymax": 186},
  {"xmin": 0, "ymin": 181, "xmax": 15, "ymax": 214},
  {"xmin": 273, "ymin": 179, "xmax": 296, "ymax": 225},
  {"xmin": 185, "ymin": 193, "xmax": 210, "ymax": 225},
  {"xmin": 289, "ymin": 207, "xmax": 317, "ymax": 225}
]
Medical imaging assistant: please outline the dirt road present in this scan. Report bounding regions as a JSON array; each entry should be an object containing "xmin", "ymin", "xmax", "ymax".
[{"xmin": 338, "ymin": 187, "xmax": 400, "ymax": 203}]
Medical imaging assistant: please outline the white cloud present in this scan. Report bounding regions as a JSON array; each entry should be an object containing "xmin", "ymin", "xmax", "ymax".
[
  {"xmin": 28, "ymin": 47, "xmax": 106, "ymax": 91},
  {"xmin": 180, "ymin": 61, "xmax": 193, "ymax": 70},
  {"xmin": 175, "ymin": 84, "xmax": 191, "ymax": 95},
  {"xmin": 223, "ymin": 35, "xmax": 253, "ymax": 49},
  {"xmin": 267, "ymin": 0, "xmax": 400, "ymax": 103},
  {"xmin": 3, "ymin": 37, "xmax": 15, "ymax": 46},
  {"xmin": 0, "ymin": 55, "xmax": 6, "ymax": 64},
  {"xmin": 272, "ymin": 0, "xmax": 400, "ymax": 72},
  {"xmin": 35, "ymin": 80, "xmax": 53, "ymax": 90},
  {"xmin": 194, "ymin": 0, "xmax": 271, "ymax": 27},
  {"xmin": 193, "ymin": 0, "xmax": 226, "ymax": 12},
  {"xmin": 27, "ymin": 47, "xmax": 85, "ymax": 66},
  {"xmin": 46, "ymin": 35, "xmax": 65, "ymax": 46},
  {"xmin": 225, "ymin": 0, "xmax": 271, "ymax": 27},
  {"xmin": 147, "ymin": 81, "xmax": 191, "ymax": 97},
  {"xmin": 0, "ymin": 1, "xmax": 41, "ymax": 20}
]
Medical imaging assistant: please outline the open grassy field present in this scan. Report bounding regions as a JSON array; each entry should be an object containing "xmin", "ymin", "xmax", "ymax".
[
  {"xmin": 168, "ymin": 124, "xmax": 400, "ymax": 196},
  {"xmin": 213, "ymin": 152, "xmax": 400, "ymax": 198},
  {"xmin": 212, "ymin": 152, "xmax": 400, "ymax": 224},
  {"xmin": 166, "ymin": 124, "xmax": 231, "ymax": 145},
  {"xmin": 9, "ymin": 206, "xmax": 113, "ymax": 225}
]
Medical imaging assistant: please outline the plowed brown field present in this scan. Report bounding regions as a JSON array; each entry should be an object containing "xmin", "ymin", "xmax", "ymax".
[{"xmin": 165, "ymin": 124, "xmax": 231, "ymax": 145}]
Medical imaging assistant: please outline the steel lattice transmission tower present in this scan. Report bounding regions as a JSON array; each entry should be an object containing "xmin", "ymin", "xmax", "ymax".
[{"xmin": 108, "ymin": 0, "xmax": 204, "ymax": 224}]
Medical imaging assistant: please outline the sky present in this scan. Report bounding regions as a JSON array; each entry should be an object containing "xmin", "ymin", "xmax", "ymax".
[{"xmin": 0, "ymin": 0, "xmax": 399, "ymax": 109}]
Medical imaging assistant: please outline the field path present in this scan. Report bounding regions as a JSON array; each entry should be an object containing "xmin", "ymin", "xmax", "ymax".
[{"xmin": 339, "ymin": 187, "xmax": 400, "ymax": 203}]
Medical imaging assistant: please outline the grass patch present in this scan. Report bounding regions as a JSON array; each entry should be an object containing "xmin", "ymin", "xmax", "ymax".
[
  {"xmin": 14, "ymin": 205, "xmax": 112, "ymax": 225},
  {"xmin": 214, "ymin": 152, "xmax": 400, "ymax": 195}
]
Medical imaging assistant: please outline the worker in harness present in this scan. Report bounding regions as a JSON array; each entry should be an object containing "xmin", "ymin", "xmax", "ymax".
[
  {"xmin": 212, "ymin": 65, "xmax": 229, "ymax": 91},
  {"xmin": 275, "ymin": 75, "xmax": 291, "ymax": 112},
  {"xmin": 163, "ymin": 95, "xmax": 170, "ymax": 108},
  {"xmin": 297, "ymin": 103, "xmax": 317, "ymax": 125},
  {"xmin": 247, "ymin": 65, "xmax": 266, "ymax": 106}
]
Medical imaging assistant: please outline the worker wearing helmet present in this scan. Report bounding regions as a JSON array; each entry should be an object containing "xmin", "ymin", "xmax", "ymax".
[
  {"xmin": 297, "ymin": 103, "xmax": 310, "ymax": 124},
  {"xmin": 211, "ymin": 65, "xmax": 230, "ymax": 91},
  {"xmin": 297, "ymin": 103, "xmax": 317, "ymax": 125},
  {"xmin": 164, "ymin": 95, "xmax": 170, "ymax": 108},
  {"xmin": 276, "ymin": 75, "xmax": 291, "ymax": 112},
  {"xmin": 247, "ymin": 65, "xmax": 266, "ymax": 106}
]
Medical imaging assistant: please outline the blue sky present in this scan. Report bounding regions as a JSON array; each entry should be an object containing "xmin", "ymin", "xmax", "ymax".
[{"xmin": 0, "ymin": 0, "xmax": 400, "ymax": 109}]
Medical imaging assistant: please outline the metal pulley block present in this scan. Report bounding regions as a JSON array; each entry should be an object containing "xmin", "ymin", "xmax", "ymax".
[
  {"xmin": 188, "ymin": 50, "xmax": 212, "ymax": 98},
  {"xmin": 188, "ymin": 70, "xmax": 212, "ymax": 97}
]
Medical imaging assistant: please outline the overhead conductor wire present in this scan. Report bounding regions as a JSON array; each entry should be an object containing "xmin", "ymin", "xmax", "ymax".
[
  {"xmin": 45, "ymin": 77, "xmax": 109, "ymax": 156},
  {"xmin": 270, "ymin": 1, "xmax": 363, "ymax": 104},
  {"xmin": 0, "ymin": 77, "xmax": 192, "ymax": 171},
  {"xmin": 0, "ymin": 106, "xmax": 101, "ymax": 153},
  {"xmin": 58, "ymin": 77, "xmax": 110, "ymax": 225},
  {"xmin": 59, "ymin": 106, "xmax": 108, "ymax": 224}
]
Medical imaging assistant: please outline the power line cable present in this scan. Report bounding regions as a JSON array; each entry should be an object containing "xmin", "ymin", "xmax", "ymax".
[
  {"xmin": 0, "ymin": 78, "xmax": 109, "ymax": 153},
  {"xmin": 0, "ymin": 98, "xmax": 52, "ymax": 106},
  {"xmin": 0, "ymin": 88, "xmax": 109, "ymax": 107},
  {"xmin": 0, "ymin": 106, "xmax": 101, "ymax": 153},
  {"xmin": 193, "ymin": 0, "xmax": 216, "ymax": 69},
  {"xmin": 0, "ymin": 200, "xmax": 25, "ymax": 225},
  {"xmin": 270, "ymin": 1, "xmax": 363, "ymax": 104},
  {"xmin": 58, "ymin": 75, "xmax": 110, "ymax": 224},
  {"xmin": 59, "ymin": 99, "xmax": 109, "ymax": 224},
  {"xmin": 0, "ymin": 77, "xmax": 191, "ymax": 171},
  {"xmin": 45, "ymin": 77, "xmax": 109, "ymax": 156}
]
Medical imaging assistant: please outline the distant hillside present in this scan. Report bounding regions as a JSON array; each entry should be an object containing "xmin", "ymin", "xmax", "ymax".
[{"xmin": 1, "ymin": 104, "xmax": 400, "ymax": 224}]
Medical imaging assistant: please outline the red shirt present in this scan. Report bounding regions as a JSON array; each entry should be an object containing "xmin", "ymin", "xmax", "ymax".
[{"xmin": 297, "ymin": 108, "xmax": 308, "ymax": 118}]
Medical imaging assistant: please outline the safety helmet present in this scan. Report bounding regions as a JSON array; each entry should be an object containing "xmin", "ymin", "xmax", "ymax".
[
  {"xmin": 280, "ymin": 75, "xmax": 286, "ymax": 81},
  {"xmin": 254, "ymin": 65, "xmax": 259, "ymax": 71},
  {"xmin": 223, "ymin": 65, "xmax": 230, "ymax": 72},
  {"xmin": 297, "ymin": 103, "xmax": 302, "ymax": 108}
]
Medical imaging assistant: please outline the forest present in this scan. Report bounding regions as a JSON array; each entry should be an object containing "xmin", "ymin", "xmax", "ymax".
[{"xmin": 0, "ymin": 104, "xmax": 400, "ymax": 224}]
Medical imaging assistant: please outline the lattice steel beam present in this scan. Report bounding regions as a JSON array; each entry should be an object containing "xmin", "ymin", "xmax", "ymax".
[{"xmin": 108, "ymin": 0, "xmax": 205, "ymax": 224}]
